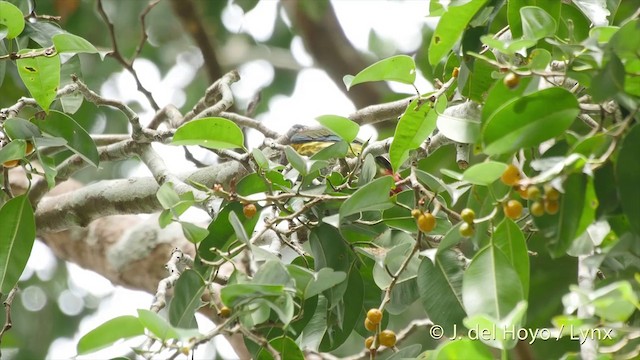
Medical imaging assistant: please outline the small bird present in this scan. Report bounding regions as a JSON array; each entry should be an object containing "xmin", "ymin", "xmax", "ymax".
[{"xmin": 289, "ymin": 125, "xmax": 405, "ymax": 194}]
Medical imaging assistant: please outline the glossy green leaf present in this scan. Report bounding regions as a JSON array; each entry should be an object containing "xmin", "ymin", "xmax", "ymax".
[
  {"xmin": 285, "ymin": 146, "xmax": 307, "ymax": 176},
  {"xmin": 137, "ymin": 309, "xmax": 180, "ymax": 341},
  {"xmin": 251, "ymin": 148, "xmax": 269, "ymax": 169},
  {"xmin": 180, "ymin": 222, "xmax": 209, "ymax": 244},
  {"xmin": 591, "ymin": 281, "xmax": 638, "ymax": 322},
  {"xmin": 433, "ymin": 338, "xmax": 494, "ymax": 360},
  {"xmin": 358, "ymin": 154, "xmax": 376, "ymax": 186},
  {"xmin": 198, "ymin": 202, "xmax": 260, "ymax": 262},
  {"xmin": 463, "ymin": 301, "xmax": 528, "ymax": 350},
  {"xmin": 462, "ymin": 161, "xmax": 507, "ymax": 186},
  {"xmin": 156, "ymin": 182, "xmax": 181, "ymax": 209},
  {"xmin": 343, "ymin": 55, "xmax": 416, "ymax": 89},
  {"xmin": 0, "ymin": 139, "xmax": 26, "ymax": 163},
  {"xmin": 436, "ymin": 110, "xmax": 481, "ymax": 144},
  {"xmin": 590, "ymin": 54, "xmax": 625, "ymax": 102},
  {"xmin": 0, "ymin": 195, "xmax": 36, "ymax": 295},
  {"xmin": 520, "ymin": 6, "xmax": 557, "ymax": 40},
  {"xmin": 389, "ymin": 97, "xmax": 443, "ymax": 172},
  {"xmin": 76, "ymin": 316, "xmax": 144, "ymax": 355},
  {"xmin": 482, "ymin": 87, "xmax": 579, "ymax": 155},
  {"xmin": 59, "ymin": 55, "xmax": 83, "ymax": 114},
  {"xmin": 16, "ymin": 51, "xmax": 60, "ymax": 113},
  {"xmin": 229, "ymin": 211, "xmax": 249, "ymax": 245},
  {"xmin": 52, "ymin": 33, "xmax": 99, "ymax": 54},
  {"xmin": 480, "ymin": 36, "xmax": 537, "ymax": 56},
  {"xmin": 462, "ymin": 245, "xmax": 524, "ymax": 320},
  {"xmin": 339, "ymin": 176, "xmax": 394, "ymax": 219},
  {"xmin": 35, "ymin": 111, "xmax": 100, "ymax": 167},
  {"xmin": 311, "ymin": 141, "xmax": 349, "ymax": 161},
  {"xmin": 508, "ymin": 0, "xmax": 561, "ymax": 38},
  {"xmin": 3, "ymin": 118, "xmax": 41, "ymax": 140},
  {"xmin": 172, "ymin": 117, "xmax": 244, "ymax": 149},
  {"xmin": 417, "ymin": 250, "xmax": 466, "ymax": 336},
  {"xmin": 315, "ymin": 115, "xmax": 359, "ymax": 144},
  {"xmin": 169, "ymin": 270, "xmax": 205, "ymax": 328},
  {"xmin": 220, "ymin": 284, "xmax": 285, "ymax": 308},
  {"xmin": 616, "ymin": 124, "xmax": 640, "ymax": 235},
  {"xmin": 319, "ymin": 269, "xmax": 363, "ymax": 351},
  {"xmin": 0, "ymin": 1, "xmax": 25, "ymax": 39},
  {"xmin": 236, "ymin": 171, "xmax": 290, "ymax": 196},
  {"xmin": 309, "ymin": 224, "xmax": 350, "ymax": 305},
  {"xmin": 257, "ymin": 336, "xmax": 304, "ymax": 360},
  {"xmin": 493, "ymin": 218, "xmax": 529, "ymax": 298},
  {"xmin": 428, "ymin": 0, "xmax": 488, "ymax": 66}
]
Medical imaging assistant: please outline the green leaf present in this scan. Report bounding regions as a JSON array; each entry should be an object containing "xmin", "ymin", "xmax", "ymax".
[
  {"xmin": 180, "ymin": 222, "xmax": 209, "ymax": 244},
  {"xmin": 590, "ymin": 54, "xmax": 625, "ymax": 102},
  {"xmin": 436, "ymin": 110, "xmax": 481, "ymax": 144},
  {"xmin": 508, "ymin": 0, "xmax": 561, "ymax": 39},
  {"xmin": 389, "ymin": 97, "xmax": 444, "ymax": 172},
  {"xmin": 156, "ymin": 182, "xmax": 181, "ymax": 209},
  {"xmin": 0, "ymin": 195, "xmax": 36, "ymax": 295},
  {"xmin": 251, "ymin": 148, "xmax": 269, "ymax": 169},
  {"xmin": 59, "ymin": 55, "xmax": 84, "ymax": 114},
  {"xmin": 3, "ymin": 118, "xmax": 42, "ymax": 140},
  {"xmin": 520, "ymin": 6, "xmax": 557, "ymax": 40},
  {"xmin": 433, "ymin": 338, "xmax": 494, "ymax": 360},
  {"xmin": 428, "ymin": 0, "xmax": 488, "ymax": 66},
  {"xmin": 76, "ymin": 316, "xmax": 144, "ymax": 355},
  {"xmin": 343, "ymin": 55, "xmax": 416, "ymax": 89},
  {"xmin": 52, "ymin": 33, "xmax": 99, "ymax": 54},
  {"xmin": 462, "ymin": 245, "xmax": 524, "ymax": 320},
  {"xmin": 236, "ymin": 171, "xmax": 290, "ymax": 196},
  {"xmin": 34, "ymin": 111, "xmax": 100, "ymax": 167},
  {"xmin": 482, "ymin": 87, "xmax": 579, "ymax": 155},
  {"xmin": 137, "ymin": 309, "xmax": 179, "ymax": 341},
  {"xmin": 220, "ymin": 284, "xmax": 285, "ymax": 308},
  {"xmin": 17, "ymin": 50, "xmax": 60, "ymax": 113},
  {"xmin": 616, "ymin": 124, "xmax": 640, "ymax": 235},
  {"xmin": 229, "ymin": 211, "xmax": 249, "ymax": 245},
  {"xmin": 169, "ymin": 270, "xmax": 205, "ymax": 328},
  {"xmin": 463, "ymin": 301, "xmax": 528, "ymax": 350},
  {"xmin": 309, "ymin": 224, "xmax": 350, "ymax": 305},
  {"xmin": 0, "ymin": 139, "xmax": 26, "ymax": 163},
  {"xmin": 493, "ymin": 218, "xmax": 529, "ymax": 298},
  {"xmin": 284, "ymin": 146, "xmax": 308, "ymax": 176},
  {"xmin": 315, "ymin": 115, "xmax": 359, "ymax": 144},
  {"xmin": 257, "ymin": 336, "xmax": 304, "ymax": 360},
  {"xmin": 198, "ymin": 202, "xmax": 260, "ymax": 262},
  {"xmin": 417, "ymin": 250, "xmax": 466, "ymax": 336},
  {"xmin": 339, "ymin": 176, "xmax": 394, "ymax": 219},
  {"xmin": 172, "ymin": 117, "xmax": 244, "ymax": 149},
  {"xmin": 591, "ymin": 281, "xmax": 638, "ymax": 322},
  {"xmin": 0, "ymin": 1, "xmax": 25, "ymax": 39},
  {"xmin": 462, "ymin": 161, "xmax": 507, "ymax": 186}
]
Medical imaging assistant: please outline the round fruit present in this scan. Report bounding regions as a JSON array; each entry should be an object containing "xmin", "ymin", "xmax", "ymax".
[
  {"xmin": 367, "ymin": 308, "xmax": 383, "ymax": 325},
  {"xmin": 25, "ymin": 141, "xmax": 35, "ymax": 155},
  {"xmin": 218, "ymin": 306, "xmax": 232, "ymax": 318},
  {"xmin": 180, "ymin": 346, "xmax": 190, "ymax": 355},
  {"xmin": 378, "ymin": 330, "xmax": 397, "ymax": 347},
  {"xmin": 417, "ymin": 212, "xmax": 436, "ymax": 233},
  {"xmin": 544, "ymin": 199, "xmax": 559, "ymax": 215},
  {"xmin": 526, "ymin": 186, "xmax": 541, "ymax": 200},
  {"xmin": 500, "ymin": 164, "xmax": 521, "ymax": 186},
  {"xmin": 2, "ymin": 159, "xmax": 19, "ymax": 168},
  {"xmin": 544, "ymin": 185, "xmax": 560, "ymax": 201},
  {"xmin": 503, "ymin": 199, "xmax": 523, "ymax": 219},
  {"xmin": 452, "ymin": 67, "xmax": 459, "ymax": 78},
  {"xmin": 364, "ymin": 318, "xmax": 377, "ymax": 332},
  {"xmin": 516, "ymin": 186, "xmax": 529, "ymax": 199},
  {"xmin": 243, "ymin": 204, "xmax": 257, "ymax": 218},
  {"xmin": 504, "ymin": 72, "xmax": 520, "ymax": 89},
  {"xmin": 530, "ymin": 201, "xmax": 545, "ymax": 217},
  {"xmin": 365, "ymin": 336, "xmax": 375, "ymax": 349},
  {"xmin": 411, "ymin": 209, "xmax": 422, "ymax": 219},
  {"xmin": 460, "ymin": 208, "xmax": 475, "ymax": 224},
  {"xmin": 459, "ymin": 222, "xmax": 474, "ymax": 237}
]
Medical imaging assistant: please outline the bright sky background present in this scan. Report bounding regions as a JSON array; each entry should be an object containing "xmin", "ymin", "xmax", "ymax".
[{"xmin": 21, "ymin": 1, "xmax": 433, "ymax": 359}]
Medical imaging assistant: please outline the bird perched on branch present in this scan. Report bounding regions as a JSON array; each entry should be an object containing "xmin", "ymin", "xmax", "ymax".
[{"xmin": 289, "ymin": 125, "xmax": 405, "ymax": 194}]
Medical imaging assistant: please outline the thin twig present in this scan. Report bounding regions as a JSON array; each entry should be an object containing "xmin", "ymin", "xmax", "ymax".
[{"xmin": 0, "ymin": 287, "xmax": 19, "ymax": 350}]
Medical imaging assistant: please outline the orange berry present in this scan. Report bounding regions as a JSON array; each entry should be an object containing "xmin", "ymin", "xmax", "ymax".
[
  {"xmin": 544, "ymin": 199, "xmax": 560, "ymax": 215},
  {"xmin": 25, "ymin": 141, "xmax": 35, "ymax": 155},
  {"xmin": 364, "ymin": 318, "xmax": 377, "ymax": 332},
  {"xmin": 544, "ymin": 184, "xmax": 560, "ymax": 201},
  {"xmin": 526, "ymin": 186, "xmax": 541, "ymax": 200},
  {"xmin": 503, "ymin": 199, "xmax": 523, "ymax": 219},
  {"xmin": 218, "ymin": 306, "xmax": 232, "ymax": 318},
  {"xmin": 460, "ymin": 208, "xmax": 475, "ymax": 224},
  {"xmin": 530, "ymin": 201, "xmax": 545, "ymax": 217},
  {"xmin": 504, "ymin": 72, "xmax": 520, "ymax": 89},
  {"xmin": 501, "ymin": 164, "xmax": 521, "ymax": 186},
  {"xmin": 410, "ymin": 209, "xmax": 422, "ymax": 219},
  {"xmin": 417, "ymin": 212, "xmax": 436, "ymax": 233},
  {"xmin": 366, "ymin": 308, "xmax": 383, "ymax": 325},
  {"xmin": 2, "ymin": 159, "xmax": 19, "ymax": 168},
  {"xmin": 365, "ymin": 336, "xmax": 375, "ymax": 349},
  {"xmin": 459, "ymin": 222, "xmax": 474, "ymax": 237},
  {"xmin": 516, "ymin": 186, "xmax": 529, "ymax": 199},
  {"xmin": 452, "ymin": 67, "xmax": 459, "ymax": 78},
  {"xmin": 243, "ymin": 204, "xmax": 257, "ymax": 218},
  {"xmin": 378, "ymin": 329, "xmax": 397, "ymax": 347}
]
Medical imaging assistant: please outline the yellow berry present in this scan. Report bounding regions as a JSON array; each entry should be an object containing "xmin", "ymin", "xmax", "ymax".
[
  {"xmin": 180, "ymin": 346, "xmax": 190, "ymax": 355},
  {"xmin": 365, "ymin": 336, "xmax": 375, "ymax": 349},
  {"xmin": 2, "ymin": 159, "xmax": 19, "ymax": 168},
  {"xmin": 503, "ymin": 199, "xmax": 523, "ymax": 219},
  {"xmin": 243, "ymin": 204, "xmax": 257, "ymax": 218},
  {"xmin": 218, "ymin": 306, "xmax": 232, "ymax": 318},
  {"xmin": 25, "ymin": 141, "xmax": 35, "ymax": 155},
  {"xmin": 459, "ymin": 222, "xmax": 474, "ymax": 237},
  {"xmin": 366, "ymin": 308, "xmax": 383, "ymax": 325},
  {"xmin": 516, "ymin": 186, "xmax": 529, "ymax": 199},
  {"xmin": 417, "ymin": 212, "xmax": 436, "ymax": 233},
  {"xmin": 460, "ymin": 208, "xmax": 475, "ymax": 224},
  {"xmin": 501, "ymin": 164, "xmax": 521, "ymax": 186},
  {"xmin": 504, "ymin": 72, "xmax": 520, "ymax": 89},
  {"xmin": 544, "ymin": 199, "xmax": 560, "ymax": 215},
  {"xmin": 364, "ymin": 318, "xmax": 377, "ymax": 332},
  {"xmin": 378, "ymin": 329, "xmax": 397, "ymax": 347},
  {"xmin": 526, "ymin": 186, "xmax": 541, "ymax": 200},
  {"xmin": 452, "ymin": 67, "xmax": 459, "ymax": 78},
  {"xmin": 544, "ymin": 184, "xmax": 560, "ymax": 201},
  {"xmin": 411, "ymin": 209, "xmax": 422, "ymax": 219},
  {"xmin": 530, "ymin": 201, "xmax": 545, "ymax": 217}
]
